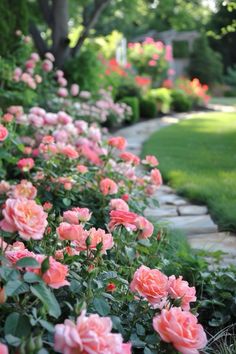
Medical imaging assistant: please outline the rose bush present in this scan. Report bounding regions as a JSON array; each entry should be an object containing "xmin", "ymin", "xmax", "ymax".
[{"xmin": 0, "ymin": 99, "xmax": 208, "ymax": 354}]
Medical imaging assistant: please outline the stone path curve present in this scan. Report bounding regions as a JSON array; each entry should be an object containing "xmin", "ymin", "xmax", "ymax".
[{"xmin": 115, "ymin": 112, "xmax": 236, "ymax": 267}]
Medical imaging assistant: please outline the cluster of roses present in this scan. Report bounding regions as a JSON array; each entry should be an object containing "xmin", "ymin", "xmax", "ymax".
[
  {"xmin": 0, "ymin": 103, "xmax": 207, "ymax": 353},
  {"xmin": 177, "ymin": 78, "xmax": 210, "ymax": 105}
]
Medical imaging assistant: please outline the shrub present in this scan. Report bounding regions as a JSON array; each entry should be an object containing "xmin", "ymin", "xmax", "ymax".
[
  {"xmin": 171, "ymin": 89, "xmax": 193, "ymax": 112},
  {"xmin": 140, "ymin": 97, "xmax": 157, "ymax": 118},
  {"xmin": 188, "ymin": 36, "xmax": 223, "ymax": 86},
  {"xmin": 148, "ymin": 88, "xmax": 172, "ymax": 113},
  {"xmin": 115, "ymin": 83, "xmax": 141, "ymax": 101},
  {"xmin": 120, "ymin": 96, "xmax": 140, "ymax": 123}
]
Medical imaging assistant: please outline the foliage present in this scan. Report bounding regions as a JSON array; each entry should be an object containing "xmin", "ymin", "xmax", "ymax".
[
  {"xmin": 175, "ymin": 78, "xmax": 210, "ymax": 106},
  {"xmin": 142, "ymin": 112, "xmax": 236, "ymax": 232},
  {"xmin": 224, "ymin": 64, "xmax": 236, "ymax": 88},
  {"xmin": 171, "ymin": 89, "xmax": 193, "ymax": 112},
  {"xmin": 148, "ymin": 88, "xmax": 172, "ymax": 113},
  {"xmin": 188, "ymin": 36, "xmax": 223, "ymax": 86},
  {"xmin": 120, "ymin": 97, "xmax": 140, "ymax": 124},
  {"xmin": 140, "ymin": 98, "xmax": 158, "ymax": 119}
]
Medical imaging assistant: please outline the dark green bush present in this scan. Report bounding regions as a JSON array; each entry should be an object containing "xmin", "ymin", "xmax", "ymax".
[
  {"xmin": 140, "ymin": 97, "xmax": 157, "ymax": 118},
  {"xmin": 171, "ymin": 89, "xmax": 193, "ymax": 112},
  {"xmin": 120, "ymin": 96, "xmax": 140, "ymax": 124},
  {"xmin": 188, "ymin": 36, "xmax": 223, "ymax": 86},
  {"xmin": 64, "ymin": 42, "xmax": 103, "ymax": 93},
  {"xmin": 115, "ymin": 84, "xmax": 141, "ymax": 101}
]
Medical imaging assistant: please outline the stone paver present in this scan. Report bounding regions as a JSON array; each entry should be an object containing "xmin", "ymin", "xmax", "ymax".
[
  {"xmin": 115, "ymin": 113, "xmax": 236, "ymax": 266},
  {"xmin": 178, "ymin": 205, "xmax": 208, "ymax": 216}
]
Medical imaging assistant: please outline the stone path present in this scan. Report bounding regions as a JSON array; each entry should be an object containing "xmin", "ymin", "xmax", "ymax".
[{"xmin": 115, "ymin": 113, "xmax": 236, "ymax": 267}]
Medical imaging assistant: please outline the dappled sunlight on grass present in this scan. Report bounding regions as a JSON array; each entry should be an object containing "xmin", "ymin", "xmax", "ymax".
[{"xmin": 142, "ymin": 112, "xmax": 236, "ymax": 232}]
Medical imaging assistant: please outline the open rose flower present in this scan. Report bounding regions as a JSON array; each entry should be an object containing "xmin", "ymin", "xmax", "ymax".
[
  {"xmin": 0, "ymin": 124, "xmax": 8, "ymax": 141},
  {"xmin": 135, "ymin": 216, "xmax": 154, "ymax": 239},
  {"xmin": 60, "ymin": 145, "xmax": 79, "ymax": 159},
  {"xmin": 150, "ymin": 168, "xmax": 162, "ymax": 186},
  {"xmin": 168, "ymin": 275, "xmax": 197, "ymax": 310},
  {"xmin": 57, "ymin": 222, "xmax": 87, "ymax": 241},
  {"xmin": 108, "ymin": 136, "xmax": 127, "ymax": 150},
  {"xmin": 54, "ymin": 310, "xmax": 127, "ymax": 354},
  {"xmin": 0, "ymin": 343, "xmax": 8, "ymax": 354},
  {"xmin": 63, "ymin": 208, "xmax": 92, "ymax": 224},
  {"xmin": 17, "ymin": 158, "xmax": 35, "ymax": 172},
  {"xmin": 120, "ymin": 151, "xmax": 140, "ymax": 165},
  {"xmin": 0, "ymin": 198, "xmax": 48, "ymax": 240},
  {"xmin": 108, "ymin": 210, "xmax": 138, "ymax": 232},
  {"xmin": 142, "ymin": 155, "xmax": 159, "ymax": 167},
  {"xmin": 12, "ymin": 180, "xmax": 37, "ymax": 199},
  {"xmin": 74, "ymin": 227, "xmax": 113, "ymax": 254},
  {"xmin": 33, "ymin": 255, "xmax": 70, "ymax": 289},
  {"xmin": 100, "ymin": 178, "xmax": 118, "ymax": 196},
  {"xmin": 153, "ymin": 307, "xmax": 207, "ymax": 354},
  {"xmin": 109, "ymin": 198, "xmax": 129, "ymax": 212},
  {"xmin": 130, "ymin": 265, "xmax": 168, "ymax": 307}
]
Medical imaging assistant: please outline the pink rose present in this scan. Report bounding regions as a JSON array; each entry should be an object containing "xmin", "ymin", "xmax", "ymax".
[
  {"xmin": 120, "ymin": 152, "xmax": 140, "ymax": 165},
  {"xmin": 0, "ymin": 124, "xmax": 8, "ymax": 141},
  {"xmin": 130, "ymin": 265, "xmax": 168, "ymax": 307},
  {"xmin": 63, "ymin": 208, "xmax": 91, "ymax": 224},
  {"xmin": 42, "ymin": 59, "xmax": 53, "ymax": 72},
  {"xmin": 168, "ymin": 275, "xmax": 197, "ymax": 310},
  {"xmin": 150, "ymin": 168, "xmax": 162, "ymax": 186},
  {"xmin": 58, "ymin": 87, "xmax": 68, "ymax": 97},
  {"xmin": 60, "ymin": 145, "xmax": 79, "ymax": 159},
  {"xmin": 76, "ymin": 165, "xmax": 88, "ymax": 174},
  {"xmin": 0, "ymin": 181, "xmax": 10, "ymax": 194},
  {"xmin": 153, "ymin": 307, "xmax": 207, "ymax": 354},
  {"xmin": 0, "ymin": 198, "xmax": 48, "ymax": 240},
  {"xmin": 5, "ymin": 249, "xmax": 35, "ymax": 265},
  {"xmin": 142, "ymin": 155, "xmax": 159, "ymax": 167},
  {"xmin": 17, "ymin": 158, "xmax": 35, "ymax": 172},
  {"xmin": 12, "ymin": 180, "xmax": 37, "ymax": 199},
  {"xmin": 0, "ymin": 343, "xmax": 8, "ymax": 354},
  {"xmin": 100, "ymin": 178, "xmax": 118, "ymax": 196},
  {"xmin": 135, "ymin": 216, "xmax": 154, "ymax": 239},
  {"xmin": 33, "ymin": 255, "xmax": 70, "ymax": 289},
  {"xmin": 45, "ymin": 52, "xmax": 55, "ymax": 62},
  {"xmin": 109, "ymin": 198, "xmax": 129, "ymax": 212},
  {"xmin": 108, "ymin": 210, "xmax": 138, "ymax": 232},
  {"xmin": 70, "ymin": 83, "xmax": 79, "ymax": 96},
  {"xmin": 108, "ymin": 136, "xmax": 127, "ymax": 150},
  {"xmin": 54, "ymin": 310, "xmax": 124, "ymax": 354},
  {"xmin": 57, "ymin": 222, "xmax": 87, "ymax": 241},
  {"xmin": 74, "ymin": 227, "xmax": 113, "ymax": 254}
]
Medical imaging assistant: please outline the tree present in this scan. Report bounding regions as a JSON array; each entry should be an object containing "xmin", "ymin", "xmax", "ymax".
[{"xmin": 29, "ymin": 0, "xmax": 112, "ymax": 67}]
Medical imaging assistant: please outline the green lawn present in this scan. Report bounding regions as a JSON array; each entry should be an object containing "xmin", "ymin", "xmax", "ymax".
[
  {"xmin": 210, "ymin": 97, "xmax": 236, "ymax": 107},
  {"xmin": 142, "ymin": 112, "xmax": 236, "ymax": 232}
]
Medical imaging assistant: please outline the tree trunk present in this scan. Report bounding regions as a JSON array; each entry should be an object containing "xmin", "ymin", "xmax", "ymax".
[{"xmin": 51, "ymin": 0, "xmax": 70, "ymax": 67}]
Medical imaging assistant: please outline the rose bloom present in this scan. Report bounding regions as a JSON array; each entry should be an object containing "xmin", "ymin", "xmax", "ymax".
[
  {"xmin": 5, "ymin": 249, "xmax": 35, "ymax": 265},
  {"xmin": 57, "ymin": 222, "xmax": 86, "ymax": 241},
  {"xmin": 142, "ymin": 155, "xmax": 159, "ymax": 167},
  {"xmin": 17, "ymin": 158, "xmax": 35, "ymax": 172},
  {"xmin": 74, "ymin": 227, "xmax": 113, "ymax": 254},
  {"xmin": 150, "ymin": 168, "xmax": 163, "ymax": 186},
  {"xmin": 58, "ymin": 87, "xmax": 68, "ymax": 97},
  {"xmin": 0, "ymin": 343, "xmax": 8, "ymax": 354},
  {"xmin": 33, "ymin": 255, "xmax": 70, "ymax": 289},
  {"xmin": 42, "ymin": 59, "xmax": 53, "ymax": 72},
  {"xmin": 108, "ymin": 210, "xmax": 138, "ymax": 232},
  {"xmin": 2, "ymin": 113, "xmax": 14, "ymax": 123},
  {"xmin": 0, "ymin": 180, "xmax": 10, "ymax": 194},
  {"xmin": 63, "ymin": 207, "xmax": 92, "ymax": 224},
  {"xmin": 70, "ymin": 83, "xmax": 79, "ymax": 96},
  {"xmin": 60, "ymin": 145, "xmax": 79, "ymax": 159},
  {"xmin": 100, "ymin": 178, "xmax": 118, "ymax": 196},
  {"xmin": 130, "ymin": 265, "xmax": 169, "ymax": 307},
  {"xmin": 76, "ymin": 164, "xmax": 88, "ymax": 174},
  {"xmin": 43, "ymin": 202, "xmax": 53, "ymax": 211},
  {"xmin": 153, "ymin": 307, "xmax": 207, "ymax": 354},
  {"xmin": 168, "ymin": 275, "xmax": 197, "ymax": 311},
  {"xmin": 120, "ymin": 151, "xmax": 140, "ymax": 165},
  {"xmin": 12, "ymin": 180, "xmax": 37, "ymax": 199},
  {"xmin": 54, "ymin": 310, "xmax": 127, "ymax": 354},
  {"xmin": 0, "ymin": 198, "xmax": 48, "ymax": 240},
  {"xmin": 108, "ymin": 136, "xmax": 127, "ymax": 150},
  {"xmin": 0, "ymin": 124, "xmax": 8, "ymax": 141},
  {"xmin": 135, "ymin": 216, "xmax": 154, "ymax": 239},
  {"xmin": 109, "ymin": 198, "xmax": 129, "ymax": 212}
]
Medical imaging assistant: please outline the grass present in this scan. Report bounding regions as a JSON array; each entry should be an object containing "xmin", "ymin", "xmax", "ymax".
[{"xmin": 142, "ymin": 112, "xmax": 236, "ymax": 232}]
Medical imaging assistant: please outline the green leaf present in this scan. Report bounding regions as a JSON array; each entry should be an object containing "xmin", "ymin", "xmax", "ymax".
[
  {"xmin": 93, "ymin": 297, "xmax": 110, "ymax": 316},
  {"xmin": 39, "ymin": 319, "xmax": 55, "ymax": 333},
  {"xmin": 16, "ymin": 257, "xmax": 40, "ymax": 268},
  {"xmin": 23, "ymin": 272, "xmax": 42, "ymax": 283},
  {"xmin": 62, "ymin": 198, "xmax": 71, "ymax": 206},
  {"xmin": 30, "ymin": 283, "xmax": 61, "ymax": 318},
  {"xmin": 41, "ymin": 257, "xmax": 50, "ymax": 274},
  {"xmin": 5, "ymin": 280, "xmax": 29, "ymax": 296},
  {"xmin": 5, "ymin": 334, "xmax": 21, "ymax": 347},
  {"xmin": 4, "ymin": 312, "xmax": 31, "ymax": 338},
  {"xmin": 130, "ymin": 333, "xmax": 146, "ymax": 348}
]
